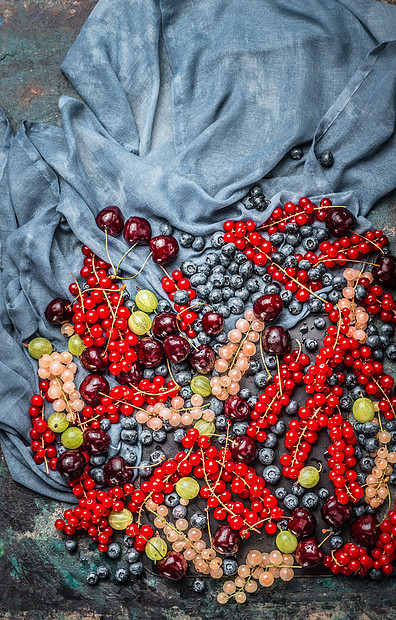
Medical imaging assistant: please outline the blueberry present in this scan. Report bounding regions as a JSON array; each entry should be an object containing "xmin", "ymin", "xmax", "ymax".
[
  {"xmin": 389, "ymin": 473, "xmax": 396, "ymax": 486},
  {"xmin": 143, "ymin": 368, "xmax": 156, "ymax": 381},
  {"xmin": 210, "ymin": 397, "xmax": 224, "ymax": 415},
  {"xmin": 156, "ymin": 299, "xmax": 173, "ymax": 313},
  {"xmin": 318, "ymin": 487, "xmax": 330, "ymax": 500},
  {"xmin": 362, "ymin": 422, "xmax": 379, "ymax": 437},
  {"xmin": 247, "ymin": 396, "xmax": 258, "ymax": 408},
  {"xmin": 332, "ymin": 276, "xmax": 348, "ymax": 291},
  {"xmin": 161, "ymin": 223, "xmax": 174, "ymax": 235},
  {"xmin": 126, "ymin": 549, "xmax": 141, "ymax": 564},
  {"xmin": 319, "ymin": 151, "xmax": 334, "ymax": 167},
  {"xmin": 281, "ymin": 244, "xmax": 294, "ymax": 257},
  {"xmin": 173, "ymin": 505, "xmax": 187, "ymax": 519},
  {"xmin": 121, "ymin": 429, "xmax": 138, "ymax": 444},
  {"xmin": 90, "ymin": 454, "xmax": 106, "ymax": 466},
  {"xmin": 283, "ymin": 494, "xmax": 299, "ymax": 510},
  {"xmin": 285, "ymin": 400, "xmax": 298, "ymax": 415},
  {"xmin": 269, "ymin": 233, "xmax": 284, "ymax": 246},
  {"xmin": 345, "ymin": 373, "xmax": 358, "ymax": 388},
  {"xmin": 97, "ymin": 565, "xmax": 110, "ymax": 579},
  {"xmin": 330, "ymin": 535, "xmax": 344, "ymax": 550},
  {"xmin": 106, "ymin": 542, "xmax": 122, "ymax": 560},
  {"xmin": 380, "ymin": 334, "xmax": 391, "ymax": 347},
  {"xmin": 86, "ymin": 571, "xmax": 99, "ymax": 585},
  {"xmin": 254, "ymin": 264, "xmax": 268, "ymax": 275},
  {"xmin": 139, "ymin": 429, "xmax": 153, "ymax": 445},
  {"xmin": 284, "ymin": 255, "xmax": 298, "ymax": 268},
  {"xmin": 121, "ymin": 450, "xmax": 137, "ymax": 466},
  {"xmin": 365, "ymin": 437, "xmax": 379, "ymax": 452},
  {"xmin": 246, "ymin": 278, "xmax": 260, "ymax": 293},
  {"xmin": 258, "ymin": 448, "xmax": 275, "ymax": 465},
  {"xmin": 328, "ymin": 290, "xmax": 342, "ymax": 304},
  {"xmin": 174, "ymin": 290, "xmax": 190, "ymax": 305},
  {"xmin": 228, "ymin": 297, "xmax": 244, "ymax": 314},
  {"xmin": 264, "ymin": 354, "xmax": 278, "ymax": 369},
  {"xmin": 298, "ymin": 260, "xmax": 311, "ymax": 271},
  {"xmin": 263, "ymin": 465, "xmax": 281, "ymax": 484},
  {"xmin": 302, "ymin": 237, "xmax": 319, "ymax": 251},
  {"xmin": 247, "ymin": 359, "xmax": 262, "ymax": 375},
  {"xmin": 308, "ymin": 268, "xmax": 321, "ymax": 280},
  {"xmin": 190, "ymin": 273, "xmax": 207, "ymax": 287},
  {"xmin": 315, "ymin": 228, "xmax": 329, "ymax": 242},
  {"xmin": 232, "ymin": 421, "xmax": 249, "ymax": 436},
  {"xmin": 300, "ymin": 226, "xmax": 313, "ymax": 238},
  {"xmin": 355, "ymin": 285, "xmax": 367, "ymax": 300},
  {"xmin": 121, "ymin": 416, "xmax": 137, "ymax": 430},
  {"xmin": 281, "ymin": 290, "xmax": 293, "ymax": 306},
  {"xmin": 179, "ymin": 232, "xmax": 194, "ymax": 248},
  {"xmin": 180, "ymin": 386, "xmax": 193, "ymax": 401},
  {"xmin": 65, "ymin": 539, "xmax": 78, "ymax": 553},
  {"xmin": 369, "ymin": 569, "xmax": 383, "ymax": 580},
  {"xmin": 274, "ymin": 487, "xmax": 287, "ymax": 500},
  {"xmin": 222, "ymin": 243, "xmax": 236, "ymax": 257},
  {"xmin": 264, "ymin": 282, "xmax": 281, "ymax": 295},
  {"xmin": 339, "ymin": 396, "xmax": 352, "ymax": 411},
  {"xmin": 372, "ymin": 349, "xmax": 384, "ymax": 361},
  {"xmin": 239, "ymin": 262, "xmax": 254, "ymax": 278},
  {"xmin": 381, "ymin": 323, "xmax": 394, "ymax": 337},
  {"xmin": 181, "ymin": 260, "xmax": 198, "ymax": 276},
  {"xmin": 386, "ymin": 344, "xmax": 396, "ymax": 361},
  {"xmin": 100, "ymin": 418, "xmax": 111, "ymax": 432},
  {"xmin": 353, "ymin": 505, "xmax": 366, "ymax": 517},
  {"xmin": 273, "ymin": 421, "xmax": 286, "ymax": 437},
  {"xmin": 153, "ymin": 429, "xmax": 167, "ymax": 443},
  {"xmin": 221, "ymin": 557, "xmax": 238, "ymax": 576},
  {"xmin": 192, "ymin": 578, "xmax": 206, "ymax": 593},
  {"xmin": 235, "ymin": 287, "xmax": 250, "ymax": 302},
  {"xmin": 277, "ymin": 519, "xmax": 290, "ymax": 531},
  {"xmin": 211, "ymin": 231, "xmax": 225, "ymax": 248},
  {"xmin": 286, "ymin": 223, "xmax": 299, "ymax": 233},
  {"xmin": 254, "ymin": 371, "xmax": 270, "ymax": 389},
  {"xmin": 197, "ymin": 332, "xmax": 212, "ymax": 344},
  {"xmin": 292, "ymin": 483, "xmax": 305, "ymax": 497},
  {"xmin": 210, "ymin": 273, "xmax": 225, "ymax": 288},
  {"xmin": 149, "ymin": 449, "xmax": 166, "ymax": 465},
  {"xmin": 263, "ymin": 433, "xmax": 278, "ymax": 448},
  {"xmin": 129, "ymin": 562, "xmax": 144, "ymax": 576},
  {"xmin": 302, "ymin": 492, "xmax": 319, "ymax": 509},
  {"xmin": 290, "ymin": 146, "xmax": 304, "ymax": 160},
  {"xmin": 271, "ymin": 251, "xmax": 286, "ymax": 265},
  {"xmin": 173, "ymin": 428, "xmax": 186, "ymax": 443},
  {"xmin": 322, "ymin": 272, "xmax": 333, "ymax": 286},
  {"xmin": 327, "ymin": 373, "xmax": 338, "ymax": 387},
  {"xmin": 239, "ymin": 388, "xmax": 251, "ymax": 400},
  {"xmin": 234, "ymin": 251, "xmax": 248, "ymax": 265},
  {"xmin": 190, "ymin": 512, "xmax": 207, "ymax": 529},
  {"xmin": 174, "ymin": 371, "xmax": 192, "ymax": 385},
  {"xmin": 165, "ymin": 492, "xmax": 180, "ymax": 508},
  {"xmin": 192, "ymin": 236, "xmax": 205, "ymax": 251},
  {"xmin": 359, "ymin": 456, "xmax": 374, "ymax": 472},
  {"xmin": 286, "ymin": 233, "xmax": 301, "ymax": 247},
  {"xmin": 91, "ymin": 468, "xmax": 106, "ymax": 484},
  {"xmin": 289, "ymin": 300, "xmax": 303, "ymax": 315}
]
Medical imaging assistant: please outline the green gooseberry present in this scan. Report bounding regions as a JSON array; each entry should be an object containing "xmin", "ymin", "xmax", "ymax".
[
  {"xmin": 108, "ymin": 508, "xmax": 133, "ymax": 530},
  {"xmin": 190, "ymin": 375, "xmax": 212, "ymax": 397},
  {"xmin": 128, "ymin": 310, "xmax": 152, "ymax": 335},
  {"xmin": 145, "ymin": 536, "xmax": 168, "ymax": 561},
  {"xmin": 68, "ymin": 334, "xmax": 87, "ymax": 357},
  {"xmin": 176, "ymin": 477, "xmax": 200, "ymax": 500},
  {"xmin": 298, "ymin": 465, "xmax": 321, "ymax": 489},
  {"xmin": 28, "ymin": 337, "xmax": 53, "ymax": 360},
  {"xmin": 353, "ymin": 397, "xmax": 375, "ymax": 423},
  {"xmin": 194, "ymin": 419, "xmax": 215, "ymax": 438},
  {"xmin": 47, "ymin": 412, "xmax": 69, "ymax": 433},
  {"xmin": 61, "ymin": 426, "xmax": 83, "ymax": 449},
  {"xmin": 276, "ymin": 530, "xmax": 298, "ymax": 554},
  {"xmin": 135, "ymin": 289, "xmax": 158, "ymax": 314}
]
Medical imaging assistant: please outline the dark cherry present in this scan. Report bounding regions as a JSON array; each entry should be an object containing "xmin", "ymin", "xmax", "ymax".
[
  {"xmin": 152, "ymin": 312, "xmax": 178, "ymax": 340},
  {"xmin": 95, "ymin": 206, "xmax": 124, "ymax": 237},
  {"xmin": 56, "ymin": 450, "xmax": 86, "ymax": 481},
  {"xmin": 80, "ymin": 346, "xmax": 109, "ymax": 374},
  {"xmin": 288, "ymin": 507, "xmax": 316, "ymax": 538},
  {"xmin": 230, "ymin": 434, "xmax": 257, "ymax": 463},
  {"xmin": 44, "ymin": 298, "xmax": 73, "ymax": 324},
  {"xmin": 136, "ymin": 337, "xmax": 163, "ymax": 367},
  {"xmin": 83, "ymin": 429, "xmax": 110, "ymax": 455},
  {"xmin": 163, "ymin": 334, "xmax": 190, "ymax": 363},
  {"xmin": 212, "ymin": 524, "xmax": 241, "ymax": 555},
  {"xmin": 123, "ymin": 216, "xmax": 152, "ymax": 245},
  {"xmin": 79, "ymin": 374, "xmax": 109, "ymax": 406},
  {"xmin": 201, "ymin": 311, "xmax": 224, "ymax": 336},
  {"xmin": 149, "ymin": 235, "xmax": 179, "ymax": 265},
  {"xmin": 372, "ymin": 254, "xmax": 396, "ymax": 288},
  {"xmin": 189, "ymin": 344, "xmax": 215, "ymax": 374},
  {"xmin": 321, "ymin": 495, "xmax": 352, "ymax": 528},
  {"xmin": 295, "ymin": 537, "xmax": 324, "ymax": 568},
  {"xmin": 253, "ymin": 294, "xmax": 283, "ymax": 322},
  {"xmin": 351, "ymin": 515, "xmax": 379, "ymax": 546},
  {"xmin": 156, "ymin": 551, "xmax": 188, "ymax": 581},
  {"xmin": 325, "ymin": 207, "xmax": 356, "ymax": 237},
  {"xmin": 262, "ymin": 325, "xmax": 291, "ymax": 355},
  {"xmin": 103, "ymin": 456, "xmax": 132, "ymax": 486},
  {"xmin": 116, "ymin": 362, "xmax": 143, "ymax": 385},
  {"xmin": 224, "ymin": 394, "xmax": 251, "ymax": 421}
]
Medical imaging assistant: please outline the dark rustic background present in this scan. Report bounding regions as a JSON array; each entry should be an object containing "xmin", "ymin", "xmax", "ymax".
[{"xmin": 1, "ymin": 2, "xmax": 396, "ymax": 619}]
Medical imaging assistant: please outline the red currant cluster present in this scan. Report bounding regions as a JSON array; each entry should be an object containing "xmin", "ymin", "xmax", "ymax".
[
  {"xmin": 317, "ymin": 229, "xmax": 388, "ymax": 268},
  {"xmin": 160, "ymin": 269, "xmax": 198, "ymax": 338},
  {"xmin": 371, "ymin": 507, "xmax": 396, "ymax": 575},
  {"xmin": 28, "ymin": 393, "xmax": 57, "ymax": 468},
  {"xmin": 323, "ymin": 542, "xmax": 374, "ymax": 575},
  {"xmin": 362, "ymin": 283, "xmax": 396, "ymax": 324}
]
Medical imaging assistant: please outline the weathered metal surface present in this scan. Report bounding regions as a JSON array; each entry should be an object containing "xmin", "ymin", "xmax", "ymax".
[{"xmin": 1, "ymin": 1, "xmax": 396, "ymax": 619}]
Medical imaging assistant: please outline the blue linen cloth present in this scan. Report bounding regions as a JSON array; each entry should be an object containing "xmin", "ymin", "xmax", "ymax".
[{"xmin": 1, "ymin": 0, "xmax": 396, "ymax": 501}]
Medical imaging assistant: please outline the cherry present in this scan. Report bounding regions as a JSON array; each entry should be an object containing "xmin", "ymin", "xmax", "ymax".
[
  {"xmin": 95, "ymin": 206, "xmax": 124, "ymax": 237},
  {"xmin": 80, "ymin": 346, "xmax": 110, "ymax": 374},
  {"xmin": 372, "ymin": 255, "xmax": 396, "ymax": 288},
  {"xmin": 152, "ymin": 313, "xmax": 178, "ymax": 339},
  {"xmin": 321, "ymin": 495, "xmax": 352, "ymax": 528},
  {"xmin": 83, "ymin": 429, "xmax": 110, "ymax": 455},
  {"xmin": 123, "ymin": 216, "xmax": 152, "ymax": 245},
  {"xmin": 262, "ymin": 326, "xmax": 291, "ymax": 355},
  {"xmin": 163, "ymin": 334, "xmax": 190, "ymax": 363},
  {"xmin": 295, "ymin": 537, "xmax": 324, "ymax": 567},
  {"xmin": 201, "ymin": 311, "xmax": 225, "ymax": 336},
  {"xmin": 136, "ymin": 337, "xmax": 164, "ymax": 367},
  {"xmin": 351, "ymin": 515, "xmax": 379, "ymax": 546},
  {"xmin": 189, "ymin": 344, "xmax": 215, "ymax": 373},
  {"xmin": 56, "ymin": 450, "xmax": 86, "ymax": 481},
  {"xmin": 80, "ymin": 374, "xmax": 110, "ymax": 405},
  {"xmin": 253, "ymin": 294, "xmax": 283, "ymax": 322},
  {"xmin": 224, "ymin": 395, "xmax": 251, "ymax": 421},
  {"xmin": 116, "ymin": 362, "xmax": 143, "ymax": 385},
  {"xmin": 149, "ymin": 235, "xmax": 179, "ymax": 265},
  {"xmin": 230, "ymin": 434, "xmax": 257, "ymax": 463},
  {"xmin": 103, "ymin": 456, "xmax": 132, "ymax": 485},
  {"xmin": 325, "ymin": 207, "xmax": 356, "ymax": 237},
  {"xmin": 156, "ymin": 551, "xmax": 188, "ymax": 580},
  {"xmin": 44, "ymin": 298, "xmax": 73, "ymax": 324},
  {"xmin": 212, "ymin": 524, "xmax": 241, "ymax": 555},
  {"xmin": 288, "ymin": 506, "xmax": 316, "ymax": 538}
]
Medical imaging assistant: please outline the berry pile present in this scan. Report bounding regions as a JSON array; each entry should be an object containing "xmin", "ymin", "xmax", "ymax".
[{"xmin": 21, "ymin": 194, "xmax": 396, "ymax": 601}]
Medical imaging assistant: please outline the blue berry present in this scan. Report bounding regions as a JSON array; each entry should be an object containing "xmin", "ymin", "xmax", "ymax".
[
  {"xmin": 285, "ymin": 400, "xmax": 298, "ymax": 415},
  {"xmin": 281, "ymin": 290, "xmax": 293, "ymax": 306},
  {"xmin": 192, "ymin": 236, "xmax": 205, "ymax": 251},
  {"xmin": 173, "ymin": 505, "xmax": 187, "ymax": 519},
  {"xmin": 318, "ymin": 487, "xmax": 330, "ymax": 500},
  {"xmin": 365, "ymin": 437, "xmax": 379, "ymax": 452},
  {"xmin": 86, "ymin": 572, "xmax": 99, "ymax": 585},
  {"xmin": 190, "ymin": 512, "xmax": 207, "ymax": 529},
  {"xmin": 222, "ymin": 558, "xmax": 238, "ymax": 575},
  {"xmin": 121, "ymin": 429, "xmax": 138, "ymax": 444},
  {"xmin": 258, "ymin": 448, "xmax": 275, "ymax": 465},
  {"xmin": 107, "ymin": 542, "xmax": 122, "ymax": 560},
  {"xmin": 129, "ymin": 562, "xmax": 144, "ymax": 576},
  {"xmin": 192, "ymin": 578, "xmax": 206, "ymax": 593},
  {"xmin": 330, "ymin": 535, "xmax": 343, "ymax": 549},
  {"xmin": 292, "ymin": 483, "xmax": 305, "ymax": 497},
  {"xmin": 97, "ymin": 565, "xmax": 110, "ymax": 579},
  {"xmin": 65, "ymin": 539, "xmax": 78, "ymax": 553},
  {"xmin": 283, "ymin": 494, "xmax": 299, "ymax": 510},
  {"xmin": 272, "ymin": 420, "xmax": 286, "ymax": 436},
  {"xmin": 100, "ymin": 418, "xmax": 111, "ymax": 432},
  {"xmin": 359, "ymin": 456, "xmax": 374, "ymax": 472},
  {"xmin": 153, "ymin": 429, "xmax": 166, "ymax": 443},
  {"xmin": 90, "ymin": 454, "xmax": 106, "ymax": 466},
  {"xmin": 232, "ymin": 421, "xmax": 249, "ymax": 436},
  {"xmin": 179, "ymin": 232, "xmax": 194, "ymax": 247},
  {"xmin": 139, "ymin": 429, "xmax": 153, "ymax": 445},
  {"xmin": 264, "ymin": 354, "xmax": 277, "ymax": 369},
  {"xmin": 254, "ymin": 371, "xmax": 270, "ymax": 389},
  {"xmin": 301, "ymin": 492, "xmax": 319, "ymax": 509},
  {"xmin": 263, "ymin": 465, "xmax": 281, "ymax": 484},
  {"xmin": 289, "ymin": 300, "xmax": 303, "ymax": 315},
  {"xmin": 274, "ymin": 487, "xmax": 287, "ymax": 500},
  {"xmin": 173, "ymin": 290, "xmax": 190, "ymax": 304},
  {"xmin": 263, "ymin": 433, "xmax": 278, "ymax": 448},
  {"xmin": 211, "ymin": 231, "xmax": 225, "ymax": 248}
]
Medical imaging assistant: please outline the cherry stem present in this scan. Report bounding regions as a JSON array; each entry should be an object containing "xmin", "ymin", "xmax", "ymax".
[{"xmin": 113, "ymin": 252, "xmax": 152, "ymax": 280}]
